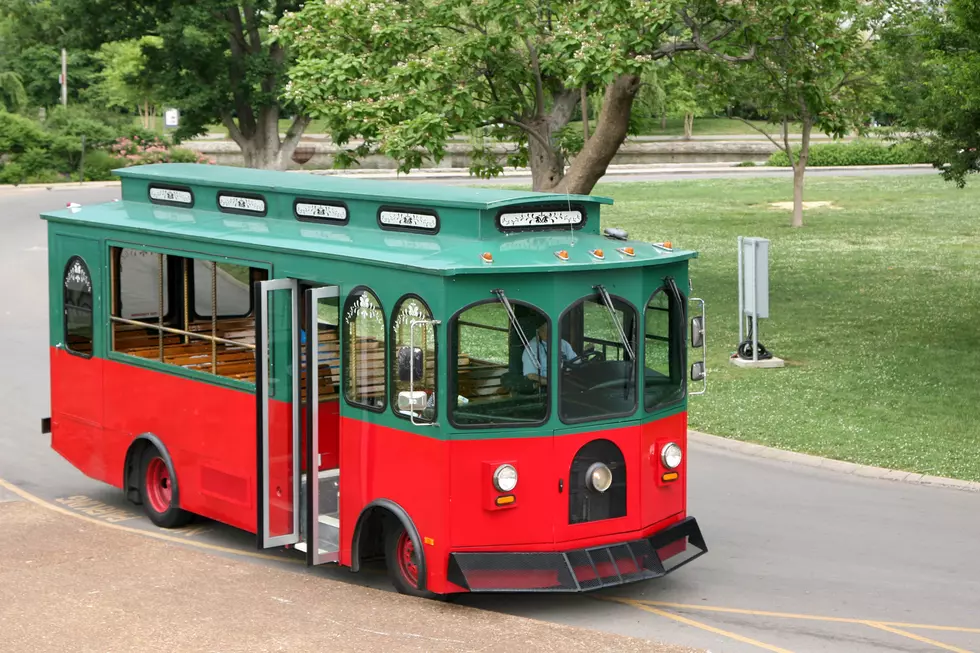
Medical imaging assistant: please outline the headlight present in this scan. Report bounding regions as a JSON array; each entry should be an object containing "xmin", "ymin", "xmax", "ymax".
[
  {"xmin": 493, "ymin": 464, "xmax": 518, "ymax": 492},
  {"xmin": 586, "ymin": 462, "xmax": 613, "ymax": 493},
  {"xmin": 661, "ymin": 442, "xmax": 683, "ymax": 469}
]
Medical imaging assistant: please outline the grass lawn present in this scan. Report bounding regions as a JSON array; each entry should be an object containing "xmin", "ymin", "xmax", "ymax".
[{"xmin": 520, "ymin": 174, "xmax": 978, "ymax": 481}]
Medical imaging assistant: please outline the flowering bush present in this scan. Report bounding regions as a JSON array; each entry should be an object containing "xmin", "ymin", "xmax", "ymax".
[{"xmin": 109, "ymin": 135, "xmax": 216, "ymax": 166}]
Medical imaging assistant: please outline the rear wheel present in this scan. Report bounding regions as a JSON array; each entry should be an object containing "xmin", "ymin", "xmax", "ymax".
[
  {"xmin": 384, "ymin": 523, "xmax": 444, "ymax": 599},
  {"xmin": 139, "ymin": 447, "xmax": 192, "ymax": 528}
]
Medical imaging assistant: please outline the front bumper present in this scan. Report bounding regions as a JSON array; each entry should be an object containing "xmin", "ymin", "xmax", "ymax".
[{"xmin": 447, "ymin": 516, "xmax": 707, "ymax": 592}]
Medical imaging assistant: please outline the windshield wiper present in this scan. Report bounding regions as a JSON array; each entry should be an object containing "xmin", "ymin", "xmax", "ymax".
[
  {"xmin": 593, "ymin": 284, "xmax": 635, "ymax": 361},
  {"xmin": 491, "ymin": 288, "xmax": 542, "ymax": 378}
]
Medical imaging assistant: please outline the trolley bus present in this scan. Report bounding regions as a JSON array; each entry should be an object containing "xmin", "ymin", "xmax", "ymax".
[{"xmin": 42, "ymin": 163, "xmax": 708, "ymax": 597}]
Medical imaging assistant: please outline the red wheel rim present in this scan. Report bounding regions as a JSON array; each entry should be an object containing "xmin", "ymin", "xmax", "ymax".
[
  {"xmin": 396, "ymin": 531, "xmax": 420, "ymax": 587},
  {"xmin": 145, "ymin": 457, "xmax": 173, "ymax": 514}
]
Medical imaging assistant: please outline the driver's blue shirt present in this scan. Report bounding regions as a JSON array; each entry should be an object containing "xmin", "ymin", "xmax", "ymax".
[{"xmin": 522, "ymin": 337, "xmax": 576, "ymax": 377}]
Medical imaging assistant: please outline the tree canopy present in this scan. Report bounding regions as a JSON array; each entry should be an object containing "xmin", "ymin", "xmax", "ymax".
[
  {"xmin": 713, "ymin": 0, "xmax": 886, "ymax": 226},
  {"xmin": 281, "ymin": 0, "xmax": 757, "ymax": 193}
]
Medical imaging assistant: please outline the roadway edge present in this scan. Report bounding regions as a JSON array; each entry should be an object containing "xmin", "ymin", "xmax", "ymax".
[{"xmin": 688, "ymin": 430, "xmax": 980, "ymax": 493}]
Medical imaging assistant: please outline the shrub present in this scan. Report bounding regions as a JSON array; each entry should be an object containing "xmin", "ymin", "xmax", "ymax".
[
  {"xmin": 82, "ymin": 149, "xmax": 124, "ymax": 181},
  {"xmin": 766, "ymin": 139, "xmax": 932, "ymax": 167},
  {"xmin": 0, "ymin": 110, "xmax": 51, "ymax": 155}
]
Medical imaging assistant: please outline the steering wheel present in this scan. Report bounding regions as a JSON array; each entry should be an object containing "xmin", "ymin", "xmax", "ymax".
[{"xmin": 563, "ymin": 348, "xmax": 605, "ymax": 369}]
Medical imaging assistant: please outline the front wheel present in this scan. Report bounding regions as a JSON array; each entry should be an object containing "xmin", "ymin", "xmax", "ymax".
[
  {"xmin": 384, "ymin": 524, "xmax": 444, "ymax": 599},
  {"xmin": 139, "ymin": 447, "xmax": 192, "ymax": 529}
]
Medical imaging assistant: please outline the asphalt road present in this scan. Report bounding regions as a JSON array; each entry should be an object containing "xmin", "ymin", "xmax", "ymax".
[{"xmin": 1, "ymin": 183, "xmax": 978, "ymax": 653}]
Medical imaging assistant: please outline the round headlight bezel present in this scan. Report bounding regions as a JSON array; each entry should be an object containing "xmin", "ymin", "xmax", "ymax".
[
  {"xmin": 493, "ymin": 464, "xmax": 518, "ymax": 492},
  {"xmin": 586, "ymin": 462, "xmax": 613, "ymax": 493},
  {"xmin": 661, "ymin": 442, "xmax": 683, "ymax": 469}
]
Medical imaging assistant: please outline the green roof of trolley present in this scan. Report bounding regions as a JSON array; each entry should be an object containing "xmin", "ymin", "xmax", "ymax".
[
  {"xmin": 40, "ymin": 163, "xmax": 696, "ymax": 275},
  {"xmin": 114, "ymin": 163, "xmax": 613, "ymax": 210}
]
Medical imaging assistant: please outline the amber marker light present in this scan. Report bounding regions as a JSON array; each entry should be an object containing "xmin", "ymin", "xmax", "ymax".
[
  {"xmin": 589, "ymin": 248, "xmax": 604, "ymax": 260},
  {"xmin": 555, "ymin": 250, "xmax": 569, "ymax": 261},
  {"xmin": 495, "ymin": 495, "xmax": 516, "ymax": 506},
  {"xmin": 481, "ymin": 252, "xmax": 493, "ymax": 264},
  {"xmin": 662, "ymin": 472, "xmax": 679, "ymax": 482},
  {"xmin": 618, "ymin": 246, "xmax": 635, "ymax": 257}
]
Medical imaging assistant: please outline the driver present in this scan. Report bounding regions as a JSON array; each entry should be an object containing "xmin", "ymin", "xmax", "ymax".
[{"xmin": 522, "ymin": 316, "xmax": 576, "ymax": 385}]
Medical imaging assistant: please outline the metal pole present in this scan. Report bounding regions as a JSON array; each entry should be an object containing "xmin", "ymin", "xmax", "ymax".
[
  {"xmin": 79, "ymin": 134, "xmax": 85, "ymax": 184},
  {"xmin": 61, "ymin": 49, "xmax": 67, "ymax": 106},
  {"xmin": 737, "ymin": 236, "xmax": 744, "ymax": 347},
  {"xmin": 751, "ymin": 241, "xmax": 758, "ymax": 361}
]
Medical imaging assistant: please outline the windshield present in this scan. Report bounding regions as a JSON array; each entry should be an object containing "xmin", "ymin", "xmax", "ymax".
[
  {"xmin": 451, "ymin": 300, "xmax": 549, "ymax": 427},
  {"xmin": 558, "ymin": 294, "xmax": 638, "ymax": 422},
  {"xmin": 645, "ymin": 285, "xmax": 685, "ymax": 410}
]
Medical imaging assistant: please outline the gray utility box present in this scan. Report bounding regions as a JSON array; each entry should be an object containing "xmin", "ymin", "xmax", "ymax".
[{"xmin": 739, "ymin": 237, "xmax": 769, "ymax": 319}]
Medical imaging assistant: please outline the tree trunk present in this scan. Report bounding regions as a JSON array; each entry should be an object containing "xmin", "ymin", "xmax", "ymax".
[
  {"xmin": 581, "ymin": 87, "xmax": 590, "ymax": 143},
  {"xmin": 527, "ymin": 120, "xmax": 564, "ymax": 191},
  {"xmin": 224, "ymin": 106, "xmax": 311, "ymax": 170},
  {"xmin": 661, "ymin": 111, "xmax": 667, "ymax": 130},
  {"xmin": 525, "ymin": 90, "xmax": 578, "ymax": 191},
  {"xmin": 554, "ymin": 74, "xmax": 640, "ymax": 195},
  {"xmin": 791, "ymin": 115, "xmax": 813, "ymax": 228},
  {"xmin": 684, "ymin": 113, "xmax": 694, "ymax": 140}
]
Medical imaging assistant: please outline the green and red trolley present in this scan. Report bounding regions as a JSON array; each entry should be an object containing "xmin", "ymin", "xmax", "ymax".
[{"xmin": 42, "ymin": 163, "xmax": 708, "ymax": 596}]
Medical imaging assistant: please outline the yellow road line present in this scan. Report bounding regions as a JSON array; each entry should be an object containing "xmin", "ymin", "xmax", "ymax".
[
  {"xmin": 0, "ymin": 477, "xmax": 304, "ymax": 565},
  {"xmin": 627, "ymin": 598, "xmax": 980, "ymax": 634},
  {"xmin": 865, "ymin": 622, "xmax": 974, "ymax": 653},
  {"xmin": 603, "ymin": 597, "xmax": 795, "ymax": 653}
]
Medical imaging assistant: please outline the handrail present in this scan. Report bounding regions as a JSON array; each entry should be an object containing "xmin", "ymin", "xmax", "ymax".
[{"xmin": 110, "ymin": 316, "xmax": 256, "ymax": 351}]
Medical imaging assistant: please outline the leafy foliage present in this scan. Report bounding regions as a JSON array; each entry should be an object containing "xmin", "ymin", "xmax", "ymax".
[
  {"xmin": 883, "ymin": 0, "xmax": 980, "ymax": 187},
  {"xmin": 280, "ymin": 0, "xmax": 755, "ymax": 192}
]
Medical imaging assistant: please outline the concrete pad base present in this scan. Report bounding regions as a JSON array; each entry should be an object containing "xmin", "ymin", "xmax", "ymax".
[{"xmin": 730, "ymin": 355, "xmax": 785, "ymax": 368}]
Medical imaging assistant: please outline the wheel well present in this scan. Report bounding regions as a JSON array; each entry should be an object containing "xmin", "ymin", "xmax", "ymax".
[
  {"xmin": 351, "ymin": 500, "xmax": 426, "ymax": 590},
  {"xmin": 123, "ymin": 434, "xmax": 173, "ymax": 506}
]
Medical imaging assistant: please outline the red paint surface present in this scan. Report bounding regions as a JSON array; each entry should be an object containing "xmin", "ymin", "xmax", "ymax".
[{"xmin": 50, "ymin": 347, "xmax": 690, "ymax": 595}]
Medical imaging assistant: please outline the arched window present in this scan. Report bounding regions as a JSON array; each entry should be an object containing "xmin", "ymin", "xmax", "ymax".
[
  {"xmin": 450, "ymin": 299, "xmax": 549, "ymax": 427},
  {"xmin": 644, "ymin": 287, "xmax": 685, "ymax": 411},
  {"xmin": 390, "ymin": 295, "xmax": 436, "ymax": 421},
  {"xmin": 63, "ymin": 256, "xmax": 93, "ymax": 356},
  {"xmin": 557, "ymin": 293, "xmax": 638, "ymax": 423},
  {"xmin": 343, "ymin": 287, "xmax": 386, "ymax": 411}
]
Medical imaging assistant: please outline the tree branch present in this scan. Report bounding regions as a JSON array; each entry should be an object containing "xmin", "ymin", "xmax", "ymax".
[
  {"xmin": 481, "ymin": 117, "xmax": 552, "ymax": 151},
  {"xmin": 522, "ymin": 35, "xmax": 545, "ymax": 118},
  {"xmin": 282, "ymin": 114, "xmax": 312, "ymax": 152},
  {"xmin": 221, "ymin": 110, "xmax": 247, "ymax": 149},
  {"xmin": 732, "ymin": 116, "xmax": 787, "ymax": 151}
]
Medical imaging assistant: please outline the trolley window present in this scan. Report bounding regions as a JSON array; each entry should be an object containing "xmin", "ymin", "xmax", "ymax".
[
  {"xmin": 109, "ymin": 246, "xmax": 264, "ymax": 384},
  {"xmin": 645, "ymin": 286, "xmax": 685, "ymax": 410},
  {"xmin": 343, "ymin": 287, "xmax": 386, "ymax": 411},
  {"xmin": 558, "ymin": 292, "xmax": 638, "ymax": 423},
  {"xmin": 63, "ymin": 256, "xmax": 93, "ymax": 356},
  {"xmin": 451, "ymin": 298, "xmax": 549, "ymax": 427},
  {"xmin": 391, "ymin": 295, "xmax": 436, "ymax": 421}
]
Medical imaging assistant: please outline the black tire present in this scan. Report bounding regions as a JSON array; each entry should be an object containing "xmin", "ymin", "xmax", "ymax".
[
  {"xmin": 138, "ymin": 446, "xmax": 192, "ymax": 529},
  {"xmin": 384, "ymin": 523, "xmax": 446, "ymax": 600}
]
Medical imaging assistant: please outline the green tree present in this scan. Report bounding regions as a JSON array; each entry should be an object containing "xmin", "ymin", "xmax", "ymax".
[
  {"xmin": 889, "ymin": 0, "xmax": 980, "ymax": 187},
  {"xmin": 59, "ymin": 0, "xmax": 310, "ymax": 169},
  {"xmin": 0, "ymin": 70, "xmax": 27, "ymax": 111},
  {"xmin": 280, "ymin": 0, "xmax": 755, "ymax": 193},
  {"xmin": 716, "ymin": 0, "xmax": 885, "ymax": 227},
  {"xmin": 91, "ymin": 37, "xmax": 165, "ymax": 130}
]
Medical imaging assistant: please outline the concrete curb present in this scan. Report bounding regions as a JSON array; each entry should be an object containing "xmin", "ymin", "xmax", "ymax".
[{"xmin": 688, "ymin": 430, "xmax": 980, "ymax": 493}]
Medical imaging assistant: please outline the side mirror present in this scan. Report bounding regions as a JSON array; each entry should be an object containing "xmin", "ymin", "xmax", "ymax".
[
  {"xmin": 397, "ymin": 345, "xmax": 424, "ymax": 382},
  {"xmin": 691, "ymin": 361, "xmax": 705, "ymax": 382},
  {"xmin": 691, "ymin": 316, "xmax": 704, "ymax": 349},
  {"xmin": 398, "ymin": 390, "xmax": 427, "ymax": 412}
]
